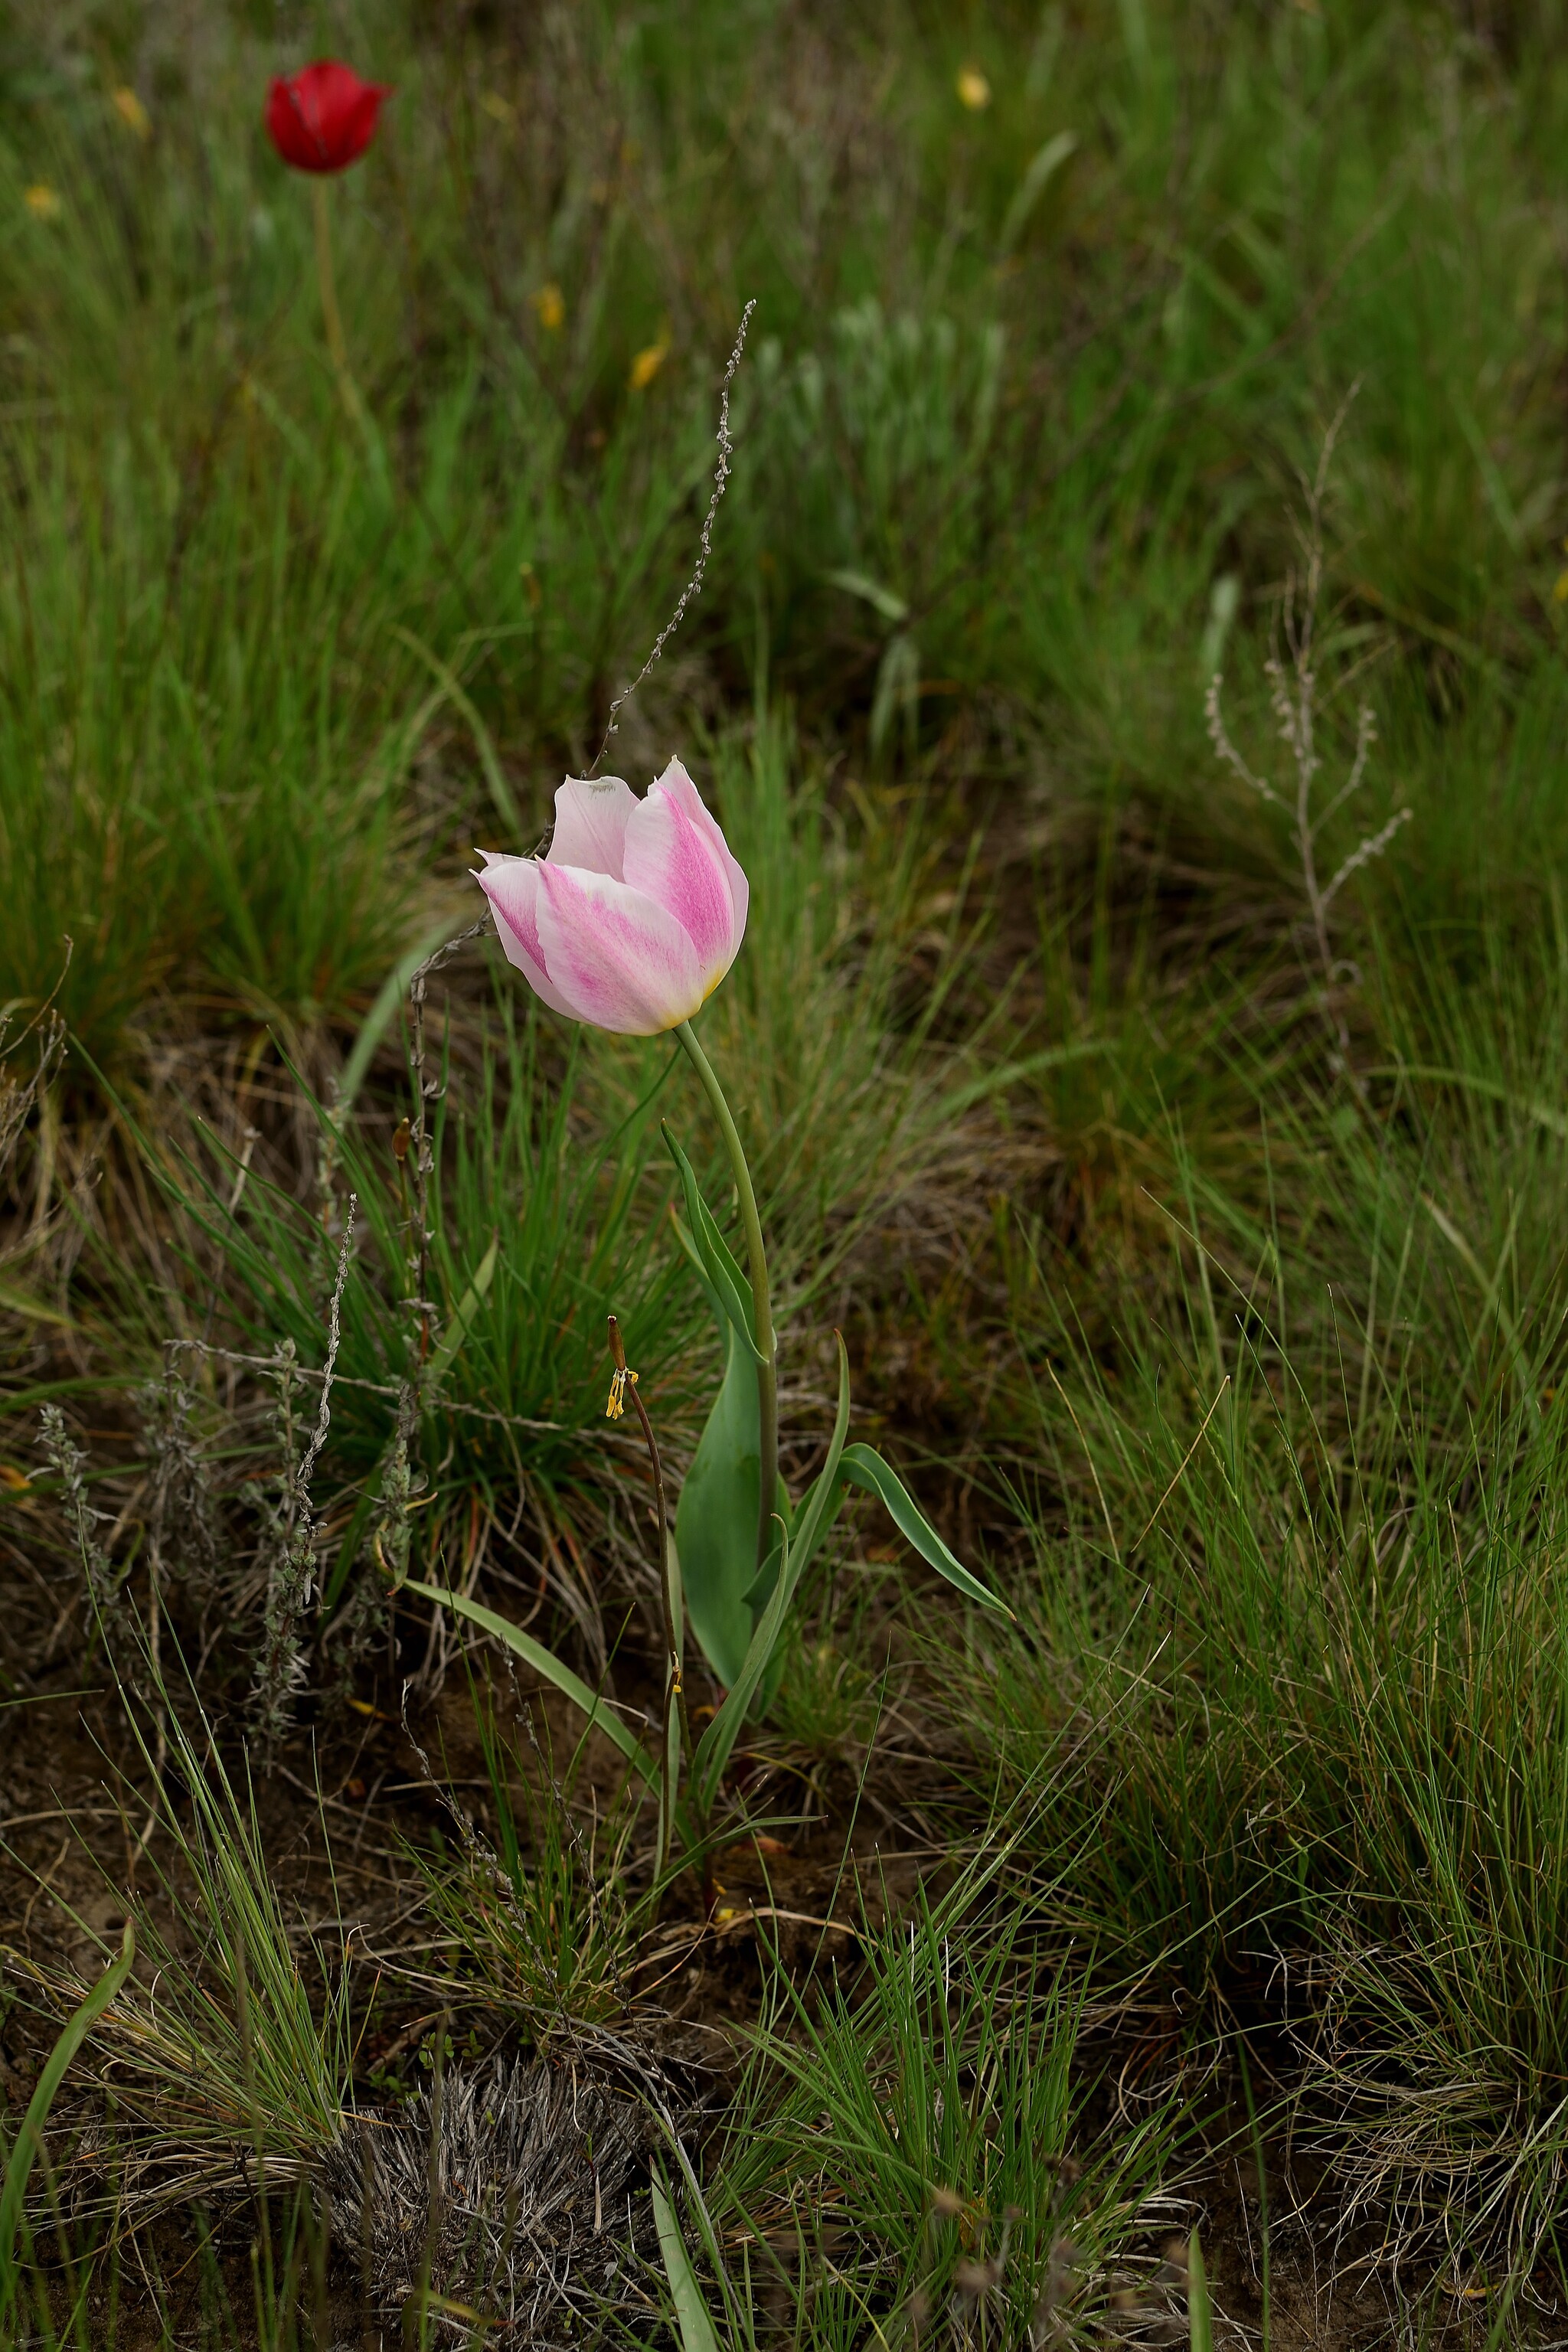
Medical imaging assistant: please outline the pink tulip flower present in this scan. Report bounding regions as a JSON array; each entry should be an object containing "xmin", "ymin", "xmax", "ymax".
[{"xmin": 475, "ymin": 759, "xmax": 748, "ymax": 1035}]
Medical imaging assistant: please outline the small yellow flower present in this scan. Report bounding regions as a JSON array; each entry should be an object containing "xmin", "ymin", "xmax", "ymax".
[
  {"xmin": 629, "ymin": 339, "xmax": 669, "ymax": 391},
  {"xmin": 479, "ymin": 90, "xmax": 515, "ymax": 125},
  {"xmin": 24, "ymin": 184, "xmax": 61, "ymax": 220},
  {"xmin": 531, "ymin": 280, "xmax": 565, "ymax": 333},
  {"xmin": 956, "ymin": 66, "xmax": 991, "ymax": 110},
  {"xmin": 112, "ymin": 86, "xmax": 151, "ymax": 139}
]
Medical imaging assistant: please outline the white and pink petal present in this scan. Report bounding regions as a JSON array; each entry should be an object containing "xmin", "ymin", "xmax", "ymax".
[
  {"xmin": 623, "ymin": 769, "xmax": 743, "ymax": 985},
  {"xmin": 650, "ymin": 757, "xmax": 749, "ymax": 945},
  {"xmin": 547, "ymin": 775, "xmax": 638, "ymax": 881},
  {"xmin": 533, "ymin": 861, "xmax": 708, "ymax": 1034},
  {"xmin": 473, "ymin": 854, "xmax": 580, "ymax": 1019}
]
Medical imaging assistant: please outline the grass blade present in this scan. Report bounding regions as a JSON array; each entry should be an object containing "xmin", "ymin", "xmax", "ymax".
[
  {"xmin": 1187, "ymin": 2231, "xmax": 1214, "ymax": 2352},
  {"xmin": 0, "ymin": 1923, "xmax": 135, "ymax": 2318}
]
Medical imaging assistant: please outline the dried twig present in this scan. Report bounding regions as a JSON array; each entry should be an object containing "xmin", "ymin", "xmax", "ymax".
[
  {"xmin": 1206, "ymin": 388, "xmax": 1410, "ymax": 1068},
  {"xmin": 248, "ymin": 1199, "xmax": 357, "ymax": 1751},
  {"xmin": 38, "ymin": 1403, "xmax": 128, "ymax": 1645},
  {"xmin": 590, "ymin": 299, "xmax": 756, "ymax": 773}
]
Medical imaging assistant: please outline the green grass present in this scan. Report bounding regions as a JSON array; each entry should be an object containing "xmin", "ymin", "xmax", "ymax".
[{"xmin": 9, "ymin": 0, "xmax": 1568, "ymax": 2338}]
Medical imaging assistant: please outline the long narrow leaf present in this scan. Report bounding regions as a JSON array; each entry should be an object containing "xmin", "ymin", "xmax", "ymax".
[
  {"xmin": 1187, "ymin": 2233, "xmax": 1214, "ymax": 2352},
  {"xmin": 336, "ymin": 916, "xmax": 455, "ymax": 1116},
  {"xmin": 670, "ymin": 1213, "xmax": 760, "ymax": 1365},
  {"xmin": 421, "ymin": 1236, "xmax": 499, "ymax": 1400},
  {"xmin": 405, "ymin": 1584, "xmax": 658, "ymax": 1790},
  {"xmin": 691, "ymin": 1339, "xmax": 848, "ymax": 1785},
  {"xmin": 838, "ymin": 1443, "xmax": 1014, "ymax": 1618},
  {"xmin": 664, "ymin": 1127, "xmax": 766, "ymax": 1364},
  {"xmin": 779, "ymin": 1334, "xmax": 852, "ymax": 1586},
  {"xmin": 392, "ymin": 626, "xmax": 523, "ymax": 840},
  {"xmin": 740, "ymin": 1331, "xmax": 853, "ymax": 1606},
  {"xmin": 649, "ymin": 2166, "xmax": 723, "ymax": 2352},
  {"xmin": 0, "ymin": 1924, "xmax": 135, "ymax": 2315},
  {"xmin": 675, "ymin": 1318, "xmax": 764, "ymax": 1688},
  {"xmin": 694, "ymin": 1515, "xmax": 792, "ymax": 1809}
]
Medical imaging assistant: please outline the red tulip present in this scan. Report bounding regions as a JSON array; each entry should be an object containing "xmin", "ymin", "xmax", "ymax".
[{"xmin": 265, "ymin": 60, "xmax": 391, "ymax": 175}]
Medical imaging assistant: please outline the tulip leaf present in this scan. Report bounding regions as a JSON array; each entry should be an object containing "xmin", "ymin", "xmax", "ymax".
[
  {"xmin": 404, "ymin": 1583, "xmax": 659, "ymax": 1790},
  {"xmin": 665, "ymin": 1121, "xmax": 780, "ymax": 1689},
  {"xmin": 662, "ymin": 1126, "xmax": 768, "ymax": 1365},
  {"xmin": 674, "ymin": 1318, "xmax": 762, "ymax": 1691},
  {"xmin": 739, "ymin": 1536, "xmax": 784, "ymax": 1614},
  {"xmin": 743, "ymin": 1334, "xmax": 854, "ymax": 1718},
  {"xmin": 783, "ymin": 1336, "xmax": 852, "ymax": 1582},
  {"xmin": 707, "ymin": 1338, "xmax": 854, "ymax": 1739},
  {"xmin": 694, "ymin": 1515, "xmax": 792, "ymax": 1811},
  {"xmin": 671, "ymin": 1214, "xmax": 769, "ymax": 1370},
  {"xmin": 740, "ymin": 1332, "xmax": 852, "ymax": 1605},
  {"xmin": 838, "ymin": 1444, "xmax": 1014, "ymax": 1619}
]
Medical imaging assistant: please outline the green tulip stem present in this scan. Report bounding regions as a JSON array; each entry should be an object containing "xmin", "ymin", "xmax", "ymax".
[
  {"xmin": 674, "ymin": 1018, "xmax": 779, "ymax": 1573},
  {"xmin": 311, "ymin": 179, "xmax": 366, "ymax": 432}
]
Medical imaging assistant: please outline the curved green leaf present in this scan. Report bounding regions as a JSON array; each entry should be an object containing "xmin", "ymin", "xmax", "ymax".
[
  {"xmin": 392, "ymin": 626, "xmax": 523, "ymax": 841},
  {"xmin": 663, "ymin": 1126, "xmax": 767, "ymax": 1364},
  {"xmin": 838, "ymin": 1443, "xmax": 1014, "ymax": 1619},
  {"xmin": 405, "ymin": 1583, "xmax": 658, "ymax": 1789},
  {"xmin": 741, "ymin": 1334, "xmax": 854, "ymax": 1720}
]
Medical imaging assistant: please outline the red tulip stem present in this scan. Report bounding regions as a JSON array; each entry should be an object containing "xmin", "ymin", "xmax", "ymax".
[{"xmin": 311, "ymin": 179, "xmax": 366, "ymax": 432}]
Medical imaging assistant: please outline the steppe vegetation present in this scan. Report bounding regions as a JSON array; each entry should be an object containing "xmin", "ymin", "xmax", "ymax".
[{"xmin": 5, "ymin": 0, "xmax": 1568, "ymax": 2342}]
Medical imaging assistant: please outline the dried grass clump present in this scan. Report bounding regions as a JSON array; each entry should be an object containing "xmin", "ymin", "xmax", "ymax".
[{"xmin": 321, "ymin": 2056, "xmax": 663, "ymax": 2345}]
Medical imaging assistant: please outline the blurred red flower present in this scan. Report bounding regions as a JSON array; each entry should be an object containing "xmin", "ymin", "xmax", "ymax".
[{"xmin": 265, "ymin": 60, "xmax": 391, "ymax": 175}]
